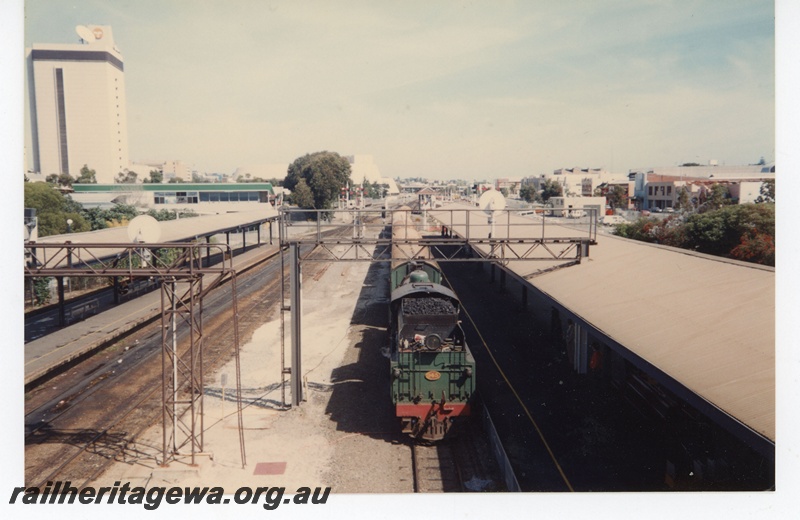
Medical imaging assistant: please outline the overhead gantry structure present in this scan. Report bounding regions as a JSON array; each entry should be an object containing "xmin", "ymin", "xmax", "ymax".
[
  {"xmin": 24, "ymin": 240, "xmax": 247, "ymax": 469},
  {"xmin": 277, "ymin": 203, "xmax": 597, "ymax": 406}
]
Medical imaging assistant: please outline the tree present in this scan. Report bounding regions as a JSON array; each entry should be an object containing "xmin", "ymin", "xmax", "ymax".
[
  {"xmin": 80, "ymin": 207, "xmax": 109, "ymax": 230},
  {"xmin": 284, "ymin": 151, "xmax": 351, "ymax": 210},
  {"xmin": 24, "ymin": 182, "xmax": 90, "ymax": 236},
  {"xmin": 675, "ymin": 187, "xmax": 691, "ymax": 212},
  {"xmin": 699, "ymin": 183, "xmax": 730, "ymax": 212},
  {"xmin": 364, "ymin": 181, "xmax": 389, "ymax": 199},
  {"xmin": 37, "ymin": 212, "xmax": 88, "ymax": 235},
  {"xmin": 290, "ymin": 178, "xmax": 315, "ymax": 208},
  {"xmin": 80, "ymin": 204, "xmax": 139, "ymax": 229},
  {"xmin": 606, "ymin": 185, "xmax": 628, "ymax": 209},
  {"xmin": 46, "ymin": 173, "xmax": 74, "ymax": 188},
  {"xmin": 683, "ymin": 204, "xmax": 774, "ymax": 264},
  {"xmin": 33, "ymin": 277, "xmax": 53, "ymax": 305},
  {"xmin": 168, "ymin": 177, "xmax": 185, "ymax": 183},
  {"xmin": 613, "ymin": 217, "xmax": 661, "ymax": 243},
  {"xmin": 615, "ymin": 203, "xmax": 775, "ymax": 266},
  {"xmin": 755, "ymin": 179, "xmax": 775, "ymax": 203},
  {"xmin": 143, "ymin": 169, "xmax": 163, "ymax": 184},
  {"xmin": 26, "ymin": 182, "xmax": 66, "ymax": 214},
  {"xmin": 730, "ymin": 228, "xmax": 774, "ymax": 265},
  {"xmin": 116, "ymin": 170, "xmax": 138, "ymax": 184},
  {"xmin": 75, "ymin": 165, "xmax": 97, "ymax": 184},
  {"xmin": 541, "ymin": 179, "xmax": 563, "ymax": 202},
  {"xmin": 519, "ymin": 184, "xmax": 536, "ymax": 203}
]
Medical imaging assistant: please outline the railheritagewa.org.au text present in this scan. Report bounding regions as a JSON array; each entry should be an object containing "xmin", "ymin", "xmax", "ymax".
[{"xmin": 9, "ymin": 481, "xmax": 331, "ymax": 510}]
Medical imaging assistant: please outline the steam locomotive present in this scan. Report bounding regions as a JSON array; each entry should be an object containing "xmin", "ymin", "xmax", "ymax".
[{"xmin": 388, "ymin": 207, "xmax": 476, "ymax": 441}]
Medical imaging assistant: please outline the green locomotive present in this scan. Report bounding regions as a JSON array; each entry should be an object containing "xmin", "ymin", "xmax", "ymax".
[{"xmin": 389, "ymin": 208, "xmax": 476, "ymax": 441}]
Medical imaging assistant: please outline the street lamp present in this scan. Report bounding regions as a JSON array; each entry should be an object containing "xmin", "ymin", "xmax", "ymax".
[{"xmin": 66, "ymin": 218, "xmax": 73, "ymax": 234}]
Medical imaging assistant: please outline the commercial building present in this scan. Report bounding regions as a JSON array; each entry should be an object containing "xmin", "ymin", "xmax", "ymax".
[
  {"xmin": 630, "ymin": 164, "xmax": 775, "ymax": 211},
  {"xmin": 27, "ymin": 25, "xmax": 129, "ymax": 183},
  {"xmin": 70, "ymin": 183, "xmax": 277, "ymax": 215},
  {"xmin": 526, "ymin": 168, "xmax": 630, "ymax": 198},
  {"xmin": 548, "ymin": 196, "xmax": 608, "ymax": 218},
  {"xmin": 495, "ymin": 177, "xmax": 522, "ymax": 196}
]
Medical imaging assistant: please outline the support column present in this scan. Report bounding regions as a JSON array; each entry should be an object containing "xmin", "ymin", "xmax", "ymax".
[
  {"xmin": 205, "ymin": 236, "xmax": 211, "ymax": 267},
  {"xmin": 161, "ymin": 276, "xmax": 205, "ymax": 466},
  {"xmin": 290, "ymin": 243, "xmax": 303, "ymax": 406},
  {"xmin": 242, "ymin": 228, "xmax": 247, "ymax": 254},
  {"xmin": 57, "ymin": 277, "xmax": 66, "ymax": 326}
]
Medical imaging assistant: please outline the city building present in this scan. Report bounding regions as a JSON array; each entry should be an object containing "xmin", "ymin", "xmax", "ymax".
[
  {"xmin": 346, "ymin": 155, "xmax": 400, "ymax": 195},
  {"xmin": 231, "ymin": 164, "xmax": 290, "ymax": 183},
  {"xmin": 495, "ymin": 177, "xmax": 522, "ymax": 196},
  {"xmin": 526, "ymin": 168, "xmax": 629, "ymax": 198},
  {"xmin": 70, "ymin": 183, "xmax": 278, "ymax": 215},
  {"xmin": 161, "ymin": 160, "xmax": 193, "ymax": 182},
  {"xmin": 548, "ymin": 196, "xmax": 608, "ymax": 218},
  {"xmin": 630, "ymin": 164, "xmax": 775, "ymax": 210},
  {"xmin": 27, "ymin": 25, "xmax": 129, "ymax": 183}
]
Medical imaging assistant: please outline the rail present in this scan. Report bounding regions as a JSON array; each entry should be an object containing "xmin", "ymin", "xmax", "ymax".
[{"xmin": 22, "ymin": 241, "xmax": 246, "ymax": 469}]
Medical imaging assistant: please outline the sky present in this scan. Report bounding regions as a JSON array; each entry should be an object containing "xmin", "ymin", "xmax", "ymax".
[{"xmin": 19, "ymin": 0, "xmax": 775, "ymax": 180}]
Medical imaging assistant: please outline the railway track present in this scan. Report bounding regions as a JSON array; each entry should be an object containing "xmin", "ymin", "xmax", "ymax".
[
  {"xmin": 412, "ymin": 443, "xmax": 462, "ymax": 492},
  {"xmin": 23, "ymin": 216, "xmax": 390, "ymax": 488},
  {"xmin": 24, "ymin": 246, "xmax": 290, "ymax": 488},
  {"xmin": 410, "ymin": 421, "xmax": 504, "ymax": 493}
]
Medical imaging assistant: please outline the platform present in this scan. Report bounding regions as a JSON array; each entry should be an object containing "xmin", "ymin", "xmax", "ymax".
[
  {"xmin": 24, "ymin": 243, "xmax": 278, "ymax": 385},
  {"xmin": 433, "ymin": 202, "xmax": 775, "ymax": 448}
]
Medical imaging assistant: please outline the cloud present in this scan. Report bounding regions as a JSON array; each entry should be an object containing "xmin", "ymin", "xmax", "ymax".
[{"xmin": 25, "ymin": 0, "xmax": 775, "ymax": 178}]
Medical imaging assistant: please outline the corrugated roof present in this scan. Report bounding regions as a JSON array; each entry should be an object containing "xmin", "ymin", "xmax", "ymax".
[
  {"xmin": 436, "ymin": 204, "xmax": 775, "ymax": 442},
  {"xmin": 36, "ymin": 208, "xmax": 278, "ymax": 245}
]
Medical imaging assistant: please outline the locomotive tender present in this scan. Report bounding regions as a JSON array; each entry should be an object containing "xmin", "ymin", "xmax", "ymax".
[{"xmin": 389, "ymin": 207, "xmax": 476, "ymax": 441}]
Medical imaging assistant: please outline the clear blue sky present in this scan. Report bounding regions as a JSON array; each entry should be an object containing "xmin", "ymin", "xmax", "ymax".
[{"xmin": 19, "ymin": 0, "xmax": 775, "ymax": 179}]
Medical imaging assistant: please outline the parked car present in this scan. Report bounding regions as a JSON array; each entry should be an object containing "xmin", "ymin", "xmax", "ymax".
[{"xmin": 601, "ymin": 215, "xmax": 627, "ymax": 226}]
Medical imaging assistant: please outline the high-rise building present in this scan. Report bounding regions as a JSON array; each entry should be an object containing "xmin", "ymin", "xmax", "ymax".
[{"xmin": 27, "ymin": 25, "xmax": 129, "ymax": 183}]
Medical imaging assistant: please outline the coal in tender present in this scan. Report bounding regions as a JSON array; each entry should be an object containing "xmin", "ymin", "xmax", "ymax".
[{"xmin": 403, "ymin": 297, "xmax": 456, "ymax": 315}]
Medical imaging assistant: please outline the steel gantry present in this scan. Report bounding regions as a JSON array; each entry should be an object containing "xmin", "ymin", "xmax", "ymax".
[
  {"xmin": 277, "ymin": 206, "xmax": 597, "ymax": 406},
  {"xmin": 24, "ymin": 241, "xmax": 247, "ymax": 468}
]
